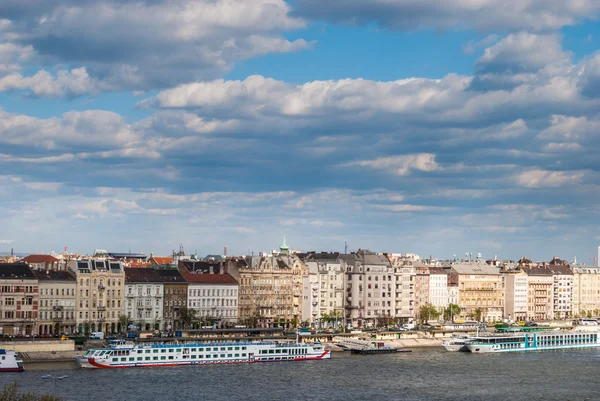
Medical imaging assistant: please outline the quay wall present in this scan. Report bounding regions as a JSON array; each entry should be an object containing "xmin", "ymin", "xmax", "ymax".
[{"xmin": 1, "ymin": 340, "xmax": 74, "ymax": 352}]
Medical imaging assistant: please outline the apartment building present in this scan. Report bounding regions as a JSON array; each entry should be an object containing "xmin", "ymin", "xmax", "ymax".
[
  {"xmin": 340, "ymin": 250, "xmax": 394, "ymax": 328},
  {"xmin": 428, "ymin": 267, "xmax": 449, "ymax": 313},
  {"xmin": 453, "ymin": 263, "xmax": 504, "ymax": 322},
  {"xmin": 70, "ymin": 259, "xmax": 125, "ymax": 334},
  {"xmin": 0, "ymin": 263, "xmax": 38, "ymax": 336},
  {"xmin": 184, "ymin": 273, "xmax": 239, "ymax": 327},
  {"xmin": 157, "ymin": 268, "xmax": 187, "ymax": 332},
  {"xmin": 547, "ymin": 259, "xmax": 573, "ymax": 319},
  {"xmin": 33, "ymin": 269, "xmax": 76, "ymax": 335},
  {"xmin": 125, "ymin": 268, "xmax": 165, "ymax": 331},
  {"xmin": 521, "ymin": 266, "xmax": 554, "ymax": 321},
  {"xmin": 389, "ymin": 256, "xmax": 415, "ymax": 324},
  {"xmin": 503, "ymin": 269, "xmax": 528, "ymax": 321},
  {"xmin": 572, "ymin": 266, "xmax": 600, "ymax": 317}
]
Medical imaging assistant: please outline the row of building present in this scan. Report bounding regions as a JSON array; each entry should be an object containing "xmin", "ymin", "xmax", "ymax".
[{"xmin": 1, "ymin": 241, "xmax": 600, "ymax": 336}]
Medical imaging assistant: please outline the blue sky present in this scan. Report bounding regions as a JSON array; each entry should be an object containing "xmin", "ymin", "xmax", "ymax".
[{"xmin": 1, "ymin": 0, "xmax": 600, "ymax": 262}]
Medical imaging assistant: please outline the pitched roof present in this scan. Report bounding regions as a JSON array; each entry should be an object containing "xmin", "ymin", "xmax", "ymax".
[
  {"xmin": 21, "ymin": 254, "xmax": 59, "ymax": 264},
  {"xmin": 125, "ymin": 268, "xmax": 163, "ymax": 283},
  {"xmin": 0, "ymin": 263, "xmax": 36, "ymax": 279},
  {"xmin": 152, "ymin": 256, "xmax": 173, "ymax": 265},
  {"xmin": 155, "ymin": 268, "xmax": 187, "ymax": 283},
  {"xmin": 521, "ymin": 266, "xmax": 553, "ymax": 276},
  {"xmin": 183, "ymin": 273, "xmax": 238, "ymax": 285},
  {"xmin": 33, "ymin": 270, "xmax": 75, "ymax": 281},
  {"xmin": 451, "ymin": 263, "xmax": 501, "ymax": 275}
]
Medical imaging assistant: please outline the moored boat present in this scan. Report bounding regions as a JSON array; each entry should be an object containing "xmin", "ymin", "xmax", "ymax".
[
  {"xmin": 77, "ymin": 341, "xmax": 330, "ymax": 369},
  {"xmin": 466, "ymin": 328, "xmax": 600, "ymax": 353},
  {"xmin": 442, "ymin": 336, "xmax": 472, "ymax": 352},
  {"xmin": 0, "ymin": 349, "xmax": 24, "ymax": 372}
]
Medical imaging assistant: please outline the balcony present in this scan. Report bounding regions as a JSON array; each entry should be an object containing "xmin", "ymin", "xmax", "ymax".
[
  {"xmin": 345, "ymin": 305, "xmax": 359, "ymax": 309},
  {"xmin": 52, "ymin": 306, "xmax": 63, "ymax": 311},
  {"xmin": 97, "ymin": 306, "xmax": 106, "ymax": 311}
]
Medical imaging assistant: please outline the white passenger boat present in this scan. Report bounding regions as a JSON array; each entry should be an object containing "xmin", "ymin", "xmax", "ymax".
[
  {"xmin": 466, "ymin": 328, "xmax": 600, "ymax": 353},
  {"xmin": 442, "ymin": 335, "xmax": 473, "ymax": 352},
  {"xmin": 0, "ymin": 349, "xmax": 24, "ymax": 372},
  {"xmin": 77, "ymin": 341, "xmax": 330, "ymax": 369}
]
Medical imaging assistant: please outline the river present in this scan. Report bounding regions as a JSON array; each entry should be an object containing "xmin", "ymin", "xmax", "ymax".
[{"xmin": 1, "ymin": 348, "xmax": 598, "ymax": 401}]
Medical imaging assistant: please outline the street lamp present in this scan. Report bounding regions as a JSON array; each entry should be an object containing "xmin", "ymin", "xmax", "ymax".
[{"xmin": 41, "ymin": 375, "xmax": 69, "ymax": 394}]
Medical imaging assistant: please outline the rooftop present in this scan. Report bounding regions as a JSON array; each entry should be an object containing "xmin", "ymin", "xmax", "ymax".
[
  {"xmin": 183, "ymin": 273, "xmax": 238, "ymax": 285},
  {"xmin": 33, "ymin": 270, "xmax": 75, "ymax": 281},
  {"xmin": 0, "ymin": 263, "xmax": 36, "ymax": 279},
  {"xmin": 21, "ymin": 254, "xmax": 60, "ymax": 264}
]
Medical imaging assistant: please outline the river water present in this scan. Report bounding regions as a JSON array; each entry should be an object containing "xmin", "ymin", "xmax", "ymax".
[{"xmin": 1, "ymin": 348, "xmax": 599, "ymax": 401}]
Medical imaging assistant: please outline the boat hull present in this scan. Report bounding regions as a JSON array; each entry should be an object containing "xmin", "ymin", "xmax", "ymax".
[
  {"xmin": 0, "ymin": 367, "xmax": 24, "ymax": 373},
  {"xmin": 467, "ymin": 343, "xmax": 600, "ymax": 353}
]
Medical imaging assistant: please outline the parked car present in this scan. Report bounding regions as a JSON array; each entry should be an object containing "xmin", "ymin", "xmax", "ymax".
[{"xmin": 524, "ymin": 322, "xmax": 538, "ymax": 327}]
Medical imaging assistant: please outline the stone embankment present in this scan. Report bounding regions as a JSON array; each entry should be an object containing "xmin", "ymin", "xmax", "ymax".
[{"xmin": 22, "ymin": 351, "xmax": 79, "ymax": 363}]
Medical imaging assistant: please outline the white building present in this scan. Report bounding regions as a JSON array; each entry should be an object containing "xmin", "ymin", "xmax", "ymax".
[
  {"xmin": 302, "ymin": 262, "xmax": 320, "ymax": 326},
  {"xmin": 547, "ymin": 261, "xmax": 573, "ymax": 319},
  {"xmin": 504, "ymin": 270, "xmax": 528, "ymax": 321},
  {"xmin": 428, "ymin": 267, "xmax": 449, "ymax": 313},
  {"xmin": 572, "ymin": 266, "xmax": 600, "ymax": 317},
  {"xmin": 124, "ymin": 268, "xmax": 165, "ymax": 331},
  {"xmin": 390, "ymin": 256, "xmax": 415, "ymax": 324},
  {"xmin": 184, "ymin": 273, "xmax": 239, "ymax": 327}
]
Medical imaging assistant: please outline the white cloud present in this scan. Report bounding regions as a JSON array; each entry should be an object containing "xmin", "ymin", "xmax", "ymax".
[
  {"xmin": 347, "ymin": 153, "xmax": 439, "ymax": 176},
  {"xmin": 515, "ymin": 169, "xmax": 585, "ymax": 188},
  {"xmin": 0, "ymin": 68, "xmax": 96, "ymax": 97},
  {"xmin": 542, "ymin": 142, "xmax": 583, "ymax": 152}
]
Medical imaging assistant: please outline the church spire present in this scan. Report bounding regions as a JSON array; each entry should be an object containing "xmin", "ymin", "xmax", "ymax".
[{"xmin": 280, "ymin": 235, "xmax": 290, "ymax": 255}]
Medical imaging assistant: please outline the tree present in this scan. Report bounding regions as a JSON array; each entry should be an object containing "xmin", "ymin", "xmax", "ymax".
[
  {"xmin": 177, "ymin": 307, "xmax": 197, "ymax": 330},
  {"xmin": 0, "ymin": 383, "xmax": 62, "ymax": 401},
  {"xmin": 445, "ymin": 304, "xmax": 462, "ymax": 322},
  {"xmin": 330, "ymin": 310, "xmax": 343, "ymax": 328},
  {"xmin": 418, "ymin": 304, "xmax": 440, "ymax": 324},
  {"xmin": 118, "ymin": 315, "xmax": 128, "ymax": 335},
  {"xmin": 473, "ymin": 308, "xmax": 483, "ymax": 322}
]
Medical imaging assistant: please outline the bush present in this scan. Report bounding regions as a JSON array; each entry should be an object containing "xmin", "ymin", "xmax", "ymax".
[{"xmin": 0, "ymin": 383, "xmax": 62, "ymax": 401}]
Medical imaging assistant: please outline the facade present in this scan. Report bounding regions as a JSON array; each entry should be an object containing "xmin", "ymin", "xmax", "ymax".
[
  {"xmin": 302, "ymin": 262, "xmax": 320, "ymax": 326},
  {"xmin": 0, "ymin": 263, "xmax": 38, "ymax": 336},
  {"xmin": 521, "ymin": 266, "xmax": 554, "ymax": 321},
  {"xmin": 124, "ymin": 268, "xmax": 164, "ymax": 331},
  {"xmin": 414, "ymin": 265, "xmax": 430, "ymax": 319},
  {"xmin": 156, "ymin": 269, "xmax": 187, "ymax": 332},
  {"xmin": 70, "ymin": 259, "xmax": 125, "ymax": 334},
  {"xmin": 428, "ymin": 267, "xmax": 449, "ymax": 313},
  {"xmin": 390, "ymin": 256, "xmax": 415, "ymax": 324},
  {"xmin": 183, "ymin": 273, "xmax": 239, "ymax": 327},
  {"xmin": 305, "ymin": 253, "xmax": 343, "ymax": 325},
  {"xmin": 229, "ymin": 241, "xmax": 304, "ymax": 328},
  {"xmin": 547, "ymin": 259, "xmax": 573, "ymax": 319},
  {"xmin": 572, "ymin": 266, "xmax": 600, "ymax": 317},
  {"xmin": 452, "ymin": 263, "xmax": 505, "ymax": 322},
  {"xmin": 340, "ymin": 250, "xmax": 394, "ymax": 328},
  {"xmin": 33, "ymin": 270, "xmax": 76, "ymax": 335},
  {"xmin": 503, "ymin": 269, "xmax": 528, "ymax": 321}
]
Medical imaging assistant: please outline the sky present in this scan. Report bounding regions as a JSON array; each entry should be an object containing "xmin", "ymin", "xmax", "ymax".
[{"xmin": 1, "ymin": 0, "xmax": 600, "ymax": 262}]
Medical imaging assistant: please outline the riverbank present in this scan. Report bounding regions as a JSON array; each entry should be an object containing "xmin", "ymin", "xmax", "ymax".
[
  {"xmin": 22, "ymin": 351, "xmax": 79, "ymax": 363},
  {"xmin": 324, "ymin": 338, "xmax": 442, "ymax": 351}
]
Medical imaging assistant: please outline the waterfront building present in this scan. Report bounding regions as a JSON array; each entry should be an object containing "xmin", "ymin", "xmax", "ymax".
[
  {"xmin": 302, "ymin": 261, "xmax": 320, "ymax": 326},
  {"xmin": 428, "ymin": 267, "xmax": 449, "ymax": 313},
  {"xmin": 572, "ymin": 266, "xmax": 600, "ymax": 317},
  {"xmin": 156, "ymin": 268, "xmax": 187, "ymax": 332},
  {"xmin": 414, "ymin": 265, "xmax": 430, "ymax": 319},
  {"xmin": 339, "ymin": 249, "xmax": 394, "ymax": 328},
  {"xmin": 228, "ymin": 239, "xmax": 304, "ymax": 328},
  {"xmin": 452, "ymin": 262, "xmax": 504, "ymax": 322},
  {"xmin": 70, "ymin": 259, "xmax": 125, "ymax": 334},
  {"xmin": 0, "ymin": 263, "xmax": 38, "ymax": 336},
  {"xmin": 547, "ymin": 258, "xmax": 573, "ymax": 319},
  {"xmin": 503, "ymin": 269, "xmax": 528, "ymax": 322},
  {"xmin": 183, "ymin": 273, "xmax": 239, "ymax": 327},
  {"xmin": 33, "ymin": 269, "xmax": 76, "ymax": 335},
  {"xmin": 305, "ymin": 252, "xmax": 343, "ymax": 326},
  {"xmin": 521, "ymin": 265, "xmax": 554, "ymax": 321},
  {"xmin": 124, "ymin": 268, "xmax": 165, "ymax": 331},
  {"xmin": 389, "ymin": 256, "xmax": 416, "ymax": 324}
]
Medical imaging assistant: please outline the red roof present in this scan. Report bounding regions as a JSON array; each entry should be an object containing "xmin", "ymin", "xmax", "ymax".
[
  {"xmin": 152, "ymin": 256, "xmax": 173, "ymax": 265},
  {"xmin": 21, "ymin": 254, "xmax": 59, "ymax": 264},
  {"xmin": 183, "ymin": 273, "xmax": 238, "ymax": 285}
]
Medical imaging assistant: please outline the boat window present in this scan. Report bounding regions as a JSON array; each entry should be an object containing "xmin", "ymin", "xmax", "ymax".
[
  {"xmin": 161, "ymin": 356, "xmax": 166, "ymax": 360},
  {"xmin": 242, "ymin": 353, "xmax": 246, "ymax": 357},
  {"xmin": 227, "ymin": 354, "xmax": 232, "ymax": 358}
]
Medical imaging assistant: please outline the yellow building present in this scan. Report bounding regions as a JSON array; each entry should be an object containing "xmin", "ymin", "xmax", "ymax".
[
  {"xmin": 452, "ymin": 263, "xmax": 504, "ymax": 322},
  {"xmin": 573, "ymin": 266, "xmax": 600, "ymax": 317},
  {"xmin": 69, "ymin": 259, "xmax": 125, "ymax": 334},
  {"xmin": 228, "ymin": 239, "xmax": 304, "ymax": 328},
  {"xmin": 33, "ymin": 270, "xmax": 77, "ymax": 335}
]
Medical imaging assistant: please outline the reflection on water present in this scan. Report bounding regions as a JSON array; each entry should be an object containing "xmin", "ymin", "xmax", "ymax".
[{"xmin": 0, "ymin": 348, "xmax": 599, "ymax": 401}]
